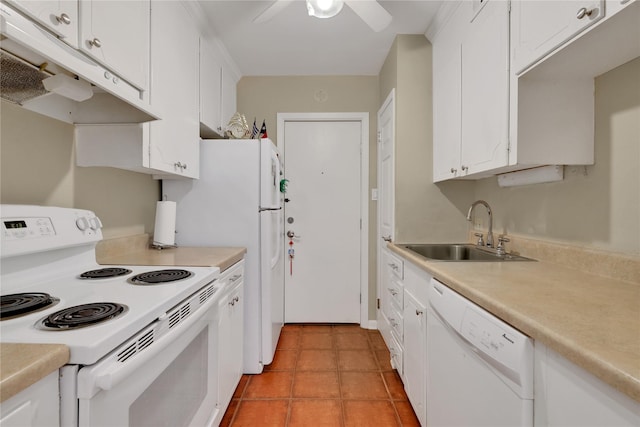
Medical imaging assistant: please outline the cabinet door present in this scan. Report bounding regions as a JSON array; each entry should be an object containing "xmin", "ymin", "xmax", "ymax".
[
  {"xmin": 7, "ymin": 0, "xmax": 78, "ymax": 47},
  {"xmin": 460, "ymin": 0, "xmax": 509, "ymax": 175},
  {"xmin": 148, "ymin": 1, "xmax": 199, "ymax": 179},
  {"xmin": 217, "ymin": 282, "xmax": 244, "ymax": 410},
  {"xmin": 78, "ymin": 0, "xmax": 149, "ymax": 90},
  {"xmin": 200, "ymin": 40, "xmax": 223, "ymax": 136},
  {"xmin": 431, "ymin": 2, "xmax": 465, "ymax": 182},
  {"xmin": 403, "ymin": 290, "xmax": 426, "ymax": 426},
  {"xmin": 220, "ymin": 66, "xmax": 237, "ymax": 129},
  {"xmin": 512, "ymin": 0, "xmax": 604, "ymax": 74},
  {"xmin": 534, "ymin": 342, "xmax": 640, "ymax": 426}
]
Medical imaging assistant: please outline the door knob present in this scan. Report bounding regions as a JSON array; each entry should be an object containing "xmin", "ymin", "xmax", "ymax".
[{"xmin": 287, "ymin": 230, "xmax": 301, "ymax": 239}]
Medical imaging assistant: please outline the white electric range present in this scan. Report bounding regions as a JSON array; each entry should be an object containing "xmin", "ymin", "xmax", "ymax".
[{"xmin": 1, "ymin": 205, "xmax": 223, "ymax": 426}]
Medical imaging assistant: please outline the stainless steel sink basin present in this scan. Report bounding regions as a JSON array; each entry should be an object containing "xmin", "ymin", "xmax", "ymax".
[{"xmin": 400, "ymin": 243, "xmax": 534, "ymax": 262}]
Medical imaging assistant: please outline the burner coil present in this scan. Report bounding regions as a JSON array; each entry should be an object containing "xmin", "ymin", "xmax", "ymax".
[
  {"xmin": 129, "ymin": 269, "xmax": 193, "ymax": 285},
  {"xmin": 1, "ymin": 293, "xmax": 59, "ymax": 319},
  {"xmin": 80, "ymin": 267, "xmax": 132, "ymax": 279},
  {"xmin": 38, "ymin": 302, "xmax": 128, "ymax": 330}
]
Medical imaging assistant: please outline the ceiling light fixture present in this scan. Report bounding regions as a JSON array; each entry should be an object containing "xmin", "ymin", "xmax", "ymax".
[{"xmin": 306, "ymin": 0, "xmax": 344, "ymax": 19}]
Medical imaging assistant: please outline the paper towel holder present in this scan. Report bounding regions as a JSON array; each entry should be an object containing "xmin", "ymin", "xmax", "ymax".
[{"xmin": 152, "ymin": 198, "xmax": 178, "ymax": 250}]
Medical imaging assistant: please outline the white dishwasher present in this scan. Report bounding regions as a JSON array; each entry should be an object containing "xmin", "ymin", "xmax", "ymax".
[{"xmin": 427, "ymin": 278, "xmax": 534, "ymax": 427}]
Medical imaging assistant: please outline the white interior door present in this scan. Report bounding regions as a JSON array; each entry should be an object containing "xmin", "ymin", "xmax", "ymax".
[
  {"xmin": 282, "ymin": 120, "xmax": 362, "ymax": 323},
  {"xmin": 377, "ymin": 90, "xmax": 395, "ymax": 326}
]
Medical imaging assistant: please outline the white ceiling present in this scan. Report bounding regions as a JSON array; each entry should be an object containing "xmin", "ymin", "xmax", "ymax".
[{"xmin": 197, "ymin": 0, "xmax": 443, "ymax": 76}]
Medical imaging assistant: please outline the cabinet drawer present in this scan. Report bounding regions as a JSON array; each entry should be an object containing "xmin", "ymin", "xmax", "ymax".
[
  {"xmin": 385, "ymin": 277, "xmax": 404, "ymax": 311},
  {"xmin": 383, "ymin": 298, "xmax": 403, "ymax": 342},
  {"xmin": 218, "ymin": 260, "xmax": 244, "ymax": 289},
  {"xmin": 388, "ymin": 332, "xmax": 403, "ymax": 375},
  {"xmin": 384, "ymin": 251, "xmax": 404, "ymax": 279}
]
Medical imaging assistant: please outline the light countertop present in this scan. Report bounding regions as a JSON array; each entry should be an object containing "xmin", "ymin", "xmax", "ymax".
[
  {"xmin": 98, "ymin": 246, "xmax": 247, "ymax": 272},
  {"xmin": 0, "ymin": 344, "xmax": 69, "ymax": 403},
  {"xmin": 388, "ymin": 242, "xmax": 640, "ymax": 403}
]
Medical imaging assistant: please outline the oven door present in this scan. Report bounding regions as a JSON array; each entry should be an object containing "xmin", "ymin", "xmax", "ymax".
[{"xmin": 76, "ymin": 290, "xmax": 219, "ymax": 427}]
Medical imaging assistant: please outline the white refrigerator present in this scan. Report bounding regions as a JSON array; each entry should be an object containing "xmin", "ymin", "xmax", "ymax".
[{"xmin": 163, "ymin": 138, "xmax": 284, "ymax": 374}]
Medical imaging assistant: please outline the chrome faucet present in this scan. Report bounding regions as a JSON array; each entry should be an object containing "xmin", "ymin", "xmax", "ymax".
[{"xmin": 466, "ymin": 200, "xmax": 494, "ymax": 248}]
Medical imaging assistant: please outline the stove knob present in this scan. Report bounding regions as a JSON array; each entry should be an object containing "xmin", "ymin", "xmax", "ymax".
[
  {"xmin": 89, "ymin": 216, "xmax": 103, "ymax": 230},
  {"xmin": 76, "ymin": 217, "xmax": 89, "ymax": 231}
]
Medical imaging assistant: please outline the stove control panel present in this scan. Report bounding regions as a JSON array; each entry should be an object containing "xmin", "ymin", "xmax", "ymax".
[
  {"xmin": 1, "ymin": 206, "xmax": 103, "ymax": 258},
  {"xmin": 3, "ymin": 217, "xmax": 55, "ymax": 240}
]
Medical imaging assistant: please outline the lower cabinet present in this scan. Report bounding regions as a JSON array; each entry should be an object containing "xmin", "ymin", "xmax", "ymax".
[
  {"xmin": 213, "ymin": 259, "xmax": 244, "ymax": 425},
  {"xmin": 534, "ymin": 341, "xmax": 640, "ymax": 426},
  {"xmin": 403, "ymin": 289, "xmax": 427, "ymax": 426},
  {"xmin": 378, "ymin": 248, "xmax": 404, "ymax": 372},
  {"xmin": 378, "ymin": 251, "xmax": 429, "ymax": 426},
  {"xmin": 383, "ymin": 251, "xmax": 640, "ymax": 427},
  {"xmin": 0, "ymin": 371, "xmax": 59, "ymax": 427},
  {"xmin": 401, "ymin": 261, "xmax": 430, "ymax": 427}
]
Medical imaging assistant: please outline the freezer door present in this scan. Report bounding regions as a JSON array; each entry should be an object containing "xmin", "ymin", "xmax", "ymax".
[{"xmin": 260, "ymin": 139, "xmax": 283, "ymax": 209}]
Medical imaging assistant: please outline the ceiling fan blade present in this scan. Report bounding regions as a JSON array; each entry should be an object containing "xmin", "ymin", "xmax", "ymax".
[
  {"xmin": 253, "ymin": 0, "xmax": 296, "ymax": 24},
  {"xmin": 345, "ymin": 0, "xmax": 392, "ymax": 32}
]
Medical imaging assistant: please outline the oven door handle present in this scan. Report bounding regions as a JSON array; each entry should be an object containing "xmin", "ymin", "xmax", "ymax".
[{"xmin": 77, "ymin": 294, "xmax": 216, "ymax": 399}]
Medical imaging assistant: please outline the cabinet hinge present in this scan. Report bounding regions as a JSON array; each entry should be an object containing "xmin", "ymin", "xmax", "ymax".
[
  {"xmin": 377, "ymin": 298, "xmax": 380, "ymax": 309},
  {"xmin": 377, "ymin": 131, "xmax": 381, "ymax": 144},
  {"xmin": 360, "ymin": 219, "xmax": 362, "ymax": 230}
]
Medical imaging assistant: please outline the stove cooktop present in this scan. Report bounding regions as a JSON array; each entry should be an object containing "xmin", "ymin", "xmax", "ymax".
[{"xmin": 0, "ymin": 263, "xmax": 219, "ymax": 365}]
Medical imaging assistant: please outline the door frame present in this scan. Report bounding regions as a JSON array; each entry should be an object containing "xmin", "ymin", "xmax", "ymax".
[{"xmin": 276, "ymin": 112, "xmax": 370, "ymax": 328}]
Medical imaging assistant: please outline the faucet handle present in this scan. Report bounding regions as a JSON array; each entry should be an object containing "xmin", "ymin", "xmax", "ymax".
[
  {"xmin": 496, "ymin": 236, "xmax": 510, "ymax": 255},
  {"xmin": 474, "ymin": 232, "xmax": 485, "ymax": 246}
]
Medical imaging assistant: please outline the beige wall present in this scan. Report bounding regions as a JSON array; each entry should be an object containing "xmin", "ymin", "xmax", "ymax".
[
  {"xmin": 474, "ymin": 57, "xmax": 640, "ymax": 256},
  {"xmin": 379, "ymin": 35, "xmax": 475, "ymax": 244},
  {"xmin": 237, "ymin": 75, "xmax": 380, "ymax": 319},
  {"xmin": 0, "ymin": 101, "xmax": 160, "ymax": 238}
]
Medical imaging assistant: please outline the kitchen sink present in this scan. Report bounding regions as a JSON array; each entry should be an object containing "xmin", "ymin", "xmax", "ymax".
[{"xmin": 400, "ymin": 243, "xmax": 534, "ymax": 262}]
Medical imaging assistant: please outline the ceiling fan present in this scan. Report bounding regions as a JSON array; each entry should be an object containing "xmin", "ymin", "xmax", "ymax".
[{"xmin": 253, "ymin": 0, "xmax": 393, "ymax": 32}]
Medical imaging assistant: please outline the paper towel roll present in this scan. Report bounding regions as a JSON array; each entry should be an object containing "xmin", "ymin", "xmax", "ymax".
[{"xmin": 154, "ymin": 201, "xmax": 176, "ymax": 246}]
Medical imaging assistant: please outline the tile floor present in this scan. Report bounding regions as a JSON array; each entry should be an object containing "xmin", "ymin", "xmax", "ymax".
[{"xmin": 220, "ymin": 324, "xmax": 420, "ymax": 426}]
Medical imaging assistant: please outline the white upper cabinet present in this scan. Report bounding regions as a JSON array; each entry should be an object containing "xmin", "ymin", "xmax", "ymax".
[
  {"xmin": 431, "ymin": 4, "xmax": 463, "ymax": 181},
  {"xmin": 75, "ymin": 1, "xmax": 199, "ymax": 179},
  {"xmin": 460, "ymin": 0, "xmax": 510, "ymax": 176},
  {"xmin": 220, "ymin": 66, "xmax": 237, "ymax": 133},
  {"xmin": 199, "ymin": 39, "xmax": 223, "ymax": 137},
  {"xmin": 512, "ymin": 0, "xmax": 604, "ymax": 75},
  {"xmin": 431, "ymin": 0, "xmax": 510, "ymax": 181},
  {"xmin": 429, "ymin": 0, "xmax": 639, "ymax": 182},
  {"xmin": 199, "ymin": 38, "xmax": 238, "ymax": 138},
  {"xmin": 78, "ymin": 0, "xmax": 150, "ymax": 91},
  {"xmin": 147, "ymin": 0, "xmax": 199, "ymax": 178},
  {"xmin": 7, "ymin": 0, "xmax": 79, "ymax": 47}
]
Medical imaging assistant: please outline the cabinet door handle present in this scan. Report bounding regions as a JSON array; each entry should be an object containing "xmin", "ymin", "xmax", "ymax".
[
  {"xmin": 450, "ymin": 167, "xmax": 457, "ymax": 174},
  {"xmin": 576, "ymin": 7, "xmax": 594, "ymax": 19},
  {"xmin": 56, "ymin": 13, "xmax": 71, "ymax": 25},
  {"xmin": 229, "ymin": 274, "xmax": 242, "ymax": 283},
  {"xmin": 461, "ymin": 165, "xmax": 469, "ymax": 172},
  {"xmin": 416, "ymin": 309, "xmax": 424, "ymax": 316},
  {"xmin": 88, "ymin": 38, "xmax": 102, "ymax": 48}
]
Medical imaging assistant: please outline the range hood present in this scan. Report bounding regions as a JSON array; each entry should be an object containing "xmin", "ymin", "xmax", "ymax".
[{"xmin": 0, "ymin": 4, "xmax": 160, "ymax": 124}]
